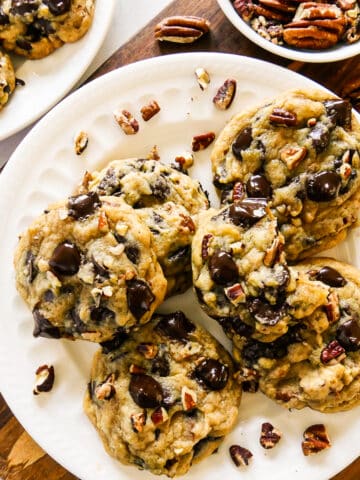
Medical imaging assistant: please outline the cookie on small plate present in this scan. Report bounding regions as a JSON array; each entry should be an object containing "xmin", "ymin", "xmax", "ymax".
[
  {"xmin": 237, "ymin": 257, "xmax": 360, "ymax": 412},
  {"xmin": 211, "ymin": 89, "xmax": 360, "ymax": 261},
  {"xmin": 84, "ymin": 311, "xmax": 241, "ymax": 477},
  {"xmin": 0, "ymin": 0, "xmax": 95, "ymax": 59},
  {"xmin": 14, "ymin": 193, "xmax": 167, "ymax": 342},
  {"xmin": 0, "ymin": 50, "xmax": 15, "ymax": 110}
]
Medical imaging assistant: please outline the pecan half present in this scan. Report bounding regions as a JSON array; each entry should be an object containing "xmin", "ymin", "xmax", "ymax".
[
  {"xmin": 192, "ymin": 131, "xmax": 215, "ymax": 151},
  {"xmin": 260, "ymin": 422, "xmax": 282, "ymax": 449},
  {"xmin": 141, "ymin": 100, "xmax": 160, "ymax": 121},
  {"xmin": 213, "ymin": 79, "xmax": 237, "ymax": 110},
  {"xmin": 155, "ymin": 16, "xmax": 210, "ymax": 43},
  {"xmin": 233, "ymin": 0, "xmax": 255, "ymax": 22},
  {"xmin": 324, "ymin": 291, "xmax": 341, "ymax": 324},
  {"xmin": 114, "ymin": 109, "xmax": 139, "ymax": 135},
  {"xmin": 302, "ymin": 424, "xmax": 331, "ymax": 455},
  {"xmin": 229, "ymin": 445, "xmax": 253, "ymax": 466},
  {"xmin": 269, "ymin": 108, "xmax": 297, "ymax": 126},
  {"xmin": 320, "ymin": 339, "xmax": 346, "ymax": 364}
]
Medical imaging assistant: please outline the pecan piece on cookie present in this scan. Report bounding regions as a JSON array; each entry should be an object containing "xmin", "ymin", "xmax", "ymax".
[{"xmin": 155, "ymin": 16, "xmax": 210, "ymax": 43}]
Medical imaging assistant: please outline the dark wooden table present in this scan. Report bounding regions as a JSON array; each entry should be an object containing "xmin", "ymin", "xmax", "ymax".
[{"xmin": 1, "ymin": 0, "xmax": 359, "ymax": 478}]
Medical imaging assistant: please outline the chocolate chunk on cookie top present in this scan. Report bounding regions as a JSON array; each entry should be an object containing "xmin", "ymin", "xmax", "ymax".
[
  {"xmin": 211, "ymin": 89, "xmax": 360, "ymax": 261},
  {"xmin": 14, "ymin": 194, "xmax": 167, "ymax": 342},
  {"xmin": 84, "ymin": 312, "xmax": 241, "ymax": 478}
]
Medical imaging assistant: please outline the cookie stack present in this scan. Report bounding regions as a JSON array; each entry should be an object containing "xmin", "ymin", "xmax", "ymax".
[
  {"xmin": 0, "ymin": 0, "xmax": 95, "ymax": 110},
  {"xmin": 193, "ymin": 89, "xmax": 360, "ymax": 413},
  {"xmin": 14, "ymin": 157, "xmax": 243, "ymax": 476}
]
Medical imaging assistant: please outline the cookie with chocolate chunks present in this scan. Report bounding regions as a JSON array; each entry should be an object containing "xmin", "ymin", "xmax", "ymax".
[
  {"xmin": 0, "ymin": 0, "xmax": 95, "ymax": 59},
  {"xmin": 236, "ymin": 257, "xmax": 360, "ymax": 412},
  {"xmin": 211, "ymin": 89, "xmax": 360, "ymax": 261},
  {"xmin": 84, "ymin": 312, "xmax": 240, "ymax": 477},
  {"xmin": 0, "ymin": 50, "xmax": 15, "ymax": 110},
  {"xmin": 14, "ymin": 194, "xmax": 167, "ymax": 342}
]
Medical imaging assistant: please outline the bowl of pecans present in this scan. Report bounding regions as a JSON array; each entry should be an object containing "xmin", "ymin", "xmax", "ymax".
[{"xmin": 217, "ymin": 0, "xmax": 360, "ymax": 62}]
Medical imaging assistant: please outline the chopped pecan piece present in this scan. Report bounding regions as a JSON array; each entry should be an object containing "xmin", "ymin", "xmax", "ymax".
[
  {"xmin": 137, "ymin": 343, "xmax": 158, "ymax": 359},
  {"xmin": 195, "ymin": 67, "xmax": 210, "ymax": 90},
  {"xmin": 174, "ymin": 151, "xmax": 194, "ymax": 170},
  {"xmin": 33, "ymin": 364, "xmax": 55, "ymax": 395},
  {"xmin": 141, "ymin": 100, "xmax": 161, "ymax": 121},
  {"xmin": 233, "ymin": 0, "xmax": 255, "ymax": 22},
  {"xmin": 213, "ymin": 79, "xmax": 237, "ymax": 110},
  {"xmin": 74, "ymin": 131, "xmax": 88, "ymax": 155},
  {"xmin": 147, "ymin": 145, "xmax": 160, "ymax": 161},
  {"xmin": 155, "ymin": 16, "xmax": 210, "ymax": 43},
  {"xmin": 180, "ymin": 213, "xmax": 196, "ymax": 233},
  {"xmin": 302, "ymin": 424, "xmax": 331, "ymax": 455},
  {"xmin": 324, "ymin": 291, "xmax": 341, "ymax": 324},
  {"xmin": 131, "ymin": 410, "xmax": 147, "ymax": 432},
  {"xmin": 151, "ymin": 406, "xmax": 169, "ymax": 425},
  {"xmin": 192, "ymin": 131, "xmax": 215, "ymax": 151},
  {"xmin": 269, "ymin": 108, "xmax": 297, "ymax": 126},
  {"xmin": 260, "ymin": 422, "xmax": 282, "ymax": 449},
  {"xmin": 97, "ymin": 211, "xmax": 108, "ymax": 232},
  {"xmin": 225, "ymin": 283, "xmax": 246, "ymax": 304},
  {"xmin": 114, "ymin": 109, "xmax": 139, "ymax": 135},
  {"xmin": 229, "ymin": 445, "xmax": 253, "ymax": 466},
  {"xmin": 129, "ymin": 364, "xmax": 147, "ymax": 374},
  {"xmin": 280, "ymin": 145, "xmax": 307, "ymax": 170},
  {"xmin": 181, "ymin": 386, "xmax": 197, "ymax": 411},
  {"xmin": 233, "ymin": 182, "xmax": 245, "ymax": 202},
  {"xmin": 320, "ymin": 339, "xmax": 346, "ymax": 364},
  {"xmin": 95, "ymin": 374, "xmax": 116, "ymax": 400},
  {"xmin": 263, "ymin": 236, "xmax": 284, "ymax": 267},
  {"xmin": 201, "ymin": 234, "xmax": 213, "ymax": 259}
]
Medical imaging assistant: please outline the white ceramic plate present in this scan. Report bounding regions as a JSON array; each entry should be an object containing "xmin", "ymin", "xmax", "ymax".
[
  {"xmin": 217, "ymin": 0, "xmax": 360, "ymax": 63},
  {"xmin": 0, "ymin": 0, "xmax": 115, "ymax": 141},
  {"xmin": 1, "ymin": 52, "xmax": 359, "ymax": 480}
]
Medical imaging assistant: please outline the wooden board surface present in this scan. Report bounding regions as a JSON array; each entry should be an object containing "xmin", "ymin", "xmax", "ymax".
[{"xmin": 1, "ymin": 0, "xmax": 359, "ymax": 478}]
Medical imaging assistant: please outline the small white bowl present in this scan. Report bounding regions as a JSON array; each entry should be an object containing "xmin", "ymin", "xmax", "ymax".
[{"xmin": 217, "ymin": 0, "xmax": 360, "ymax": 63}]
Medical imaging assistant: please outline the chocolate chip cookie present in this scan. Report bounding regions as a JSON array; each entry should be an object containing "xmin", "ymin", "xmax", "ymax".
[
  {"xmin": 0, "ymin": 0, "xmax": 95, "ymax": 59},
  {"xmin": 211, "ymin": 89, "xmax": 360, "ymax": 261},
  {"xmin": 0, "ymin": 49, "xmax": 15, "ymax": 109},
  {"xmin": 236, "ymin": 257, "xmax": 360, "ymax": 412},
  {"xmin": 84, "ymin": 311, "xmax": 241, "ymax": 477},
  {"xmin": 14, "ymin": 193, "xmax": 167, "ymax": 342},
  {"xmin": 79, "ymin": 158, "xmax": 210, "ymax": 215}
]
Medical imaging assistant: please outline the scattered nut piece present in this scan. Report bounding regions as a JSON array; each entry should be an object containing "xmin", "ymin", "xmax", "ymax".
[
  {"xmin": 175, "ymin": 151, "xmax": 194, "ymax": 170},
  {"xmin": 320, "ymin": 339, "xmax": 346, "ymax": 364},
  {"xmin": 114, "ymin": 109, "xmax": 139, "ymax": 135},
  {"xmin": 141, "ymin": 100, "xmax": 161, "ymax": 121},
  {"xmin": 95, "ymin": 374, "xmax": 116, "ymax": 401},
  {"xmin": 269, "ymin": 108, "xmax": 297, "ymax": 126},
  {"xmin": 137, "ymin": 343, "xmax": 158, "ymax": 359},
  {"xmin": 131, "ymin": 411, "xmax": 147, "ymax": 432},
  {"xmin": 225, "ymin": 283, "xmax": 246, "ymax": 304},
  {"xmin": 229, "ymin": 445, "xmax": 253, "ymax": 467},
  {"xmin": 180, "ymin": 213, "xmax": 196, "ymax": 233},
  {"xmin": 192, "ymin": 131, "xmax": 215, "ymax": 151},
  {"xmin": 302, "ymin": 424, "xmax": 331, "ymax": 456},
  {"xmin": 147, "ymin": 145, "xmax": 160, "ymax": 161},
  {"xmin": 280, "ymin": 145, "xmax": 307, "ymax": 170},
  {"xmin": 74, "ymin": 131, "xmax": 89, "ymax": 155},
  {"xmin": 155, "ymin": 15, "xmax": 210, "ymax": 43},
  {"xmin": 264, "ymin": 236, "xmax": 284, "ymax": 267},
  {"xmin": 324, "ymin": 291, "xmax": 341, "ymax": 324},
  {"xmin": 98, "ymin": 211, "xmax": 108, "ymax": 232},
  {"xmin": 232, "ymin": 182, "xmax": 245, "ymax": 202},
  {"xmin": 33, "ymin": 364, "xmax": 55, "ymax": 395},
  {"xmin": 195, "ymin": 67, "xmax": 211, "ymax": 90},
  {"xmin": 129, "ymin": 364, "xmax": 146, "ymax": 374},
  {"xmin": 235, "ymin": 367, "xmax": 259, "ymax": 393},
  {"xmin": 181, "ymin": 386, "xmax": 197, "ymax": 411},
  {"xmin": 260, "ymin": 422, "xmax": 282, "ymax": 449},
  {"xmin": 213, "ymin": 79, "xmax": 237, "ymax": 110},
  {"xmin": 201, "ymin": 234, "xmax": 213, "ymax": 259},
  {"xmin": 151, "ymin": 406, "xmax": 169, "ymax": 425}
]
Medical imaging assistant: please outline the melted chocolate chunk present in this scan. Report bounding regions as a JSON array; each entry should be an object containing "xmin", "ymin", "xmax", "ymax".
[
  {"xmin": 16, "ymin": 38, "xmax": 32, "ymax": 51},
  {"xmin": 129, "ymin": 374, "xmax": 163, "ymax": 408},
  {"xmin": 97, "ymin": 167, "xmax": 119, "ymax": 195},
  {"xmin": 68, "ymin": 192, "xmax": 101, "ymax": 220},
  {"xmin": 246, "ymin": 174, "xmax": 272, "ymax": 199},
  {"xmin": 336, "ymin": 319, "xmax": 360, "ymax": 351},
  {"xmin": 33, "ymin": 309, "xmax": 61, "ymax": 339},
  {"xmin": 313, "ymin": 266, "xmax": 346, "ymax": 287},
  {"xmin": 151, "ymin": 353, "xmax": 170, "ymax": 377},
  {"xmin": 124, "ymin": 244, "xmax": 140, "ymax": 265},
  {"xmin": 126, "ymin": 279, "xmax": 155, "ymax": 320},
  {"xmin": 100, "ymin": 329, "xmax": 128, "ymax": 354},
  {"xmin": 155, "ymin": 311, "xmax": 195, "ymax": 341},
  {"xmin": 232, "ymin": 127, "xmax": 252, "ymax": 159},
  {"xmin": 324, "ymin": 99, "xmax": 352, "ymax": 129},
  {"xmin": 209, "ymin": 250, "xmax": 238, "ymax": 285},
  {"xmin": 25, "ymin": 251, "xmax": 38, "ymax": 283},
  {"xmin": 228, "ymin": 198, "xmax": 267, "ymax": 227},
  {"xmin": 90, "ymin": 306, "xmax": 115, "ymax": 324},
  {"xmin": 92, "ymin": 257, "xmax": 109, "ymax": 279},
  {"xmin": 43, "ymin": 0, "xmax": 71, "ymax": 15},
  {"xmin": 306, "ymin": 171, "xmax": 341, "ymax": 202},
  {"xmin": 151, "ymin": 177, "xmax": 170, "ymax": 201},
  {"xmin": 309, "ymin": 123, "xmax": 330, "ymax": 153},
  {"xmin": 218, "ymin": 317, "xmax": 254, "ymax": 337},
  {"xmin": 11, "ymin": 0, "xmax": 38, "ymax": 15},
  {"xmin": 69, "ymin": 309, "xmax": 87, "ymax": 333},
  {"xmin": 247, "ymin": 298, "xmax": 287, "ymax": 326},
  {"xmin": 0, "ymin": 8, "xmax": 9, "ymax": 24},
  {"xmin": 49, "ymin": 241, "xmax": 81, "ymax": 276},
  {"xmin": 194, "ymin": 358, "xmax": 229, "ymax": 390},
  {"xmin": 168, "ymin": 246, "xmax": 191, "ymax": 265}
]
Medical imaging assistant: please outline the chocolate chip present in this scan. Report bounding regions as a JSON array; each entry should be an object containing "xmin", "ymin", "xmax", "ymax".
[
  {"xmin": 16, "ymin": 38, "xmax": 32, "ymax": 51},
  {"xmin": 33, "ymin": 309, "xmax": 61, "ymax": 339},
  {"xmin": 246, "ymin": 174, "xmax": 272, "ymax": 199},
  {"xmin": 129, "ymin": 374, "xmax": 163, "ymax": 408},
  {"xmin": 92, "ymin": 257, "xmax": 109, "ymax": 279},
  {"xmin": 247, "ymin": 298, "xmax": 287, "ymax": 326},
  {"xmin": 218, "ymin": 317, "xmax": 254, "ymax": 337},
  {"xmin": 126, "ymin": 279, "xmax": 155, "ymax": 320},
  {"xmin": 151, "ymin": 353, "xmax": 170, "ymax": 377},
  {"xmin": 228, "ymin": 198, "xmax": 267, "ymax": 227},
  {"xmin": 70, "ymin": 308, "xmax": 87, "ymax": 333},
  {"xmin": 25, "ymin": 251, "xmax": 38, "ymax": 283},
  {"xmin": 90, "ymin": 306, "xmax": 115, "ymax": 324},
  {"xmin": 43, "ymin": 0, "xmax": 71, "ymax": 15},
  {"xmin": 11, "ymin": 0, "xmax": 38, "ymax": 15},
  {"xmin": 336, "ymin": 319, "xmax": 360, "ymax": 351},
  {"xmin": 100, "ymin": 329, "xmax": 129, "ymax": 354},
  {"xmin": 232, "ymin": 127, "xmax": 253, "ymax": 159},
  {"xmin": 194, "ymin": 358, "xmax": 229, "ymax": 390},
  {"xmin": 49, "ymin": 241, "xmax": 81, "ymax": 276},
  {"xmin": 68, "ymin": 192, "xmax": 101, "ymax": 220},
  {"xmin": 324, "ymin": 99, "xmax": 352, "ymax": 129},
  {"xmin": 306, "ymin": 171, "xmax": 341, "ymax": 202},
  {"xmin": 125, "ymin": 244, "xmax": 140, "ymax": 265},
  {"xmin": 309, "ymin": 123, "xmax": 330, "ymax": 153},
  {"xmin": 313, "ymin": 266, "xmax": 346, "ymax": 287},
  {"xmin": 155, "ymin": 311, "xmax": 195, "ymax": 341},
  {"xmin": 209, "ymin": 250, "xmax": 238, "ymax": 285},
  {"xmin": 0, "ymin": 8, "xmax": 9, "ymax": 25}
]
